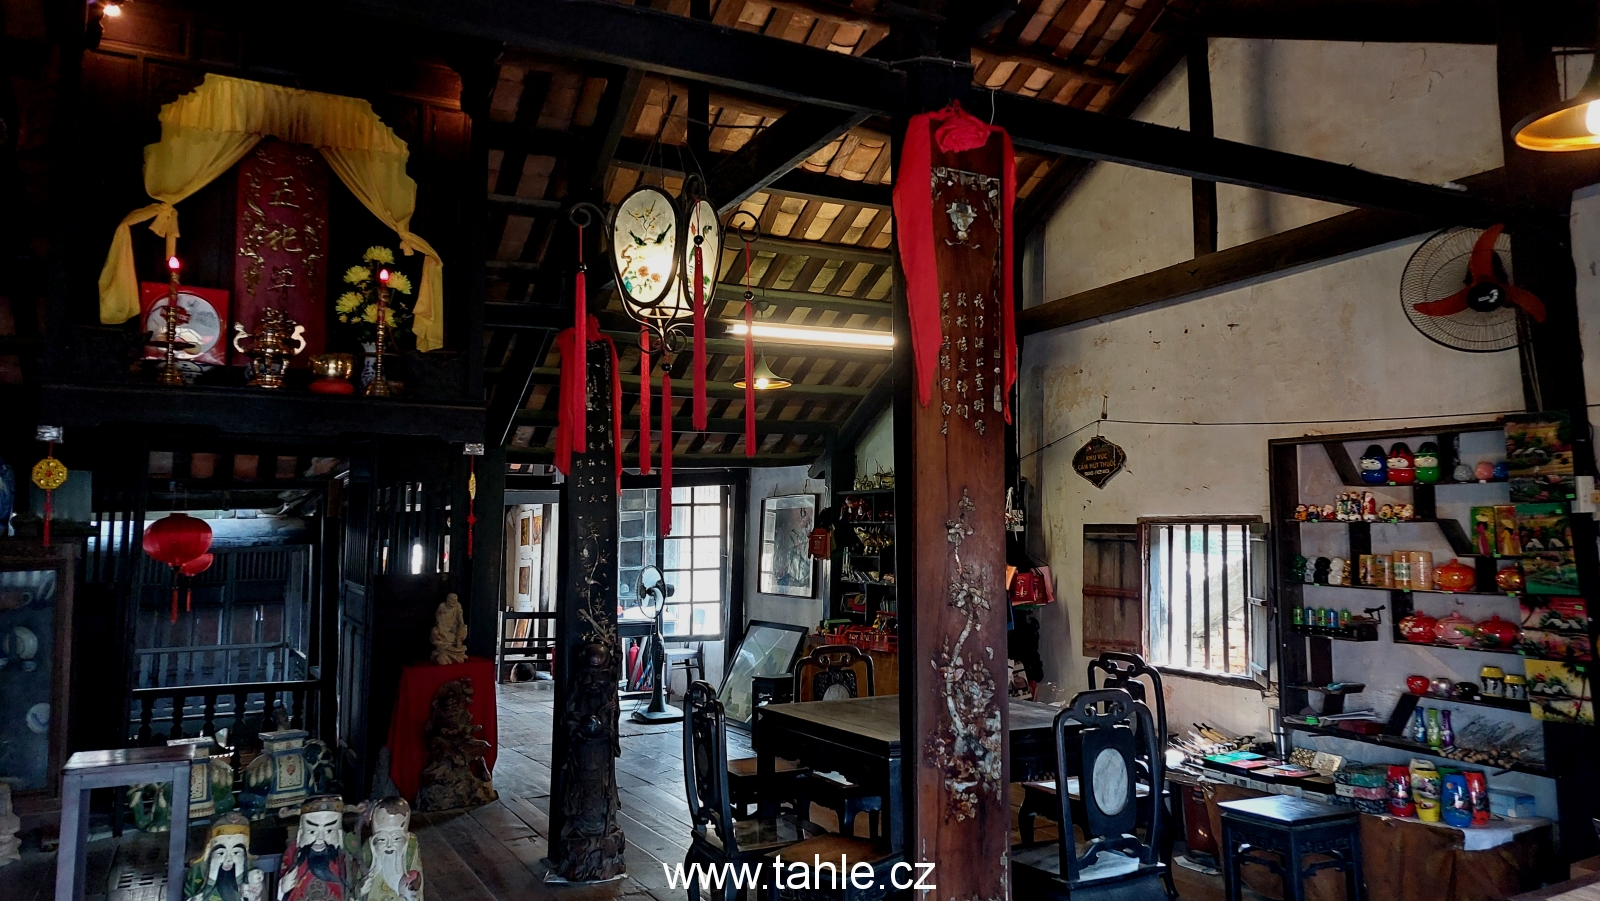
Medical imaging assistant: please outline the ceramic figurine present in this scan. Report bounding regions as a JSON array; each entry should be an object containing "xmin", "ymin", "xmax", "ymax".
[
  {"xmin": 0, "ymin": 784, "xmax": 18, "ymax": 868},
  {"xmin": 1398, "ymin": 503, "xmax": 1415, "ymax": 522},
  {"xmin": 1362, "ymin": 492, "xmax": 1378, "ymax": 522},
  {"xmin": 1493, "ymin": 461, "xmax": 1509, "ymax": 480},
  {"xmin": 1415, "ymin": 441, "xmax": 1441, "ymax": 484},
  {"xmin": 1313, "ymin": 557, "xmax": 1331, "ymax": 585},
  {"xmin": 429, "ymin": 593, "xmax": 468, "ymax": 666},
  {"xmin": 1475, "ymin": 461, "xmax": 1495, "ymax": 482},
  {"xmin": 1289, "ymin": 555, "xmax": 1308, "ymax": 582},
  {"xmin": 1359, "ymin": 444, "xmax": 1388, "ymax": 484},
  {"xmin": 1319, "ymin": 503, "xmax": 1336, "ymax": 521},
  {"xmin": 278, "ymin": 796, "xmax": 356, "ymax": 901},
  {"xmin": 1454, "ymin": 462, "xmax": 1475, "ymax": 482},
  {"xmin": 1336, "ymin": 493, "xmax": 1353, "ymax": 522},
  {"xmin": 184, "ymin": 813, "xmax": 266, "ymax": 901},
  {"xmin": 1294, "ymin": 504, "xmax": 1309, "ymax": 521},
  {"xmin": 1378, "ymin": 503, "xmax": 1395, "ymax": 521},
  {"xmin": 305, "ymin": 739, "xmax": 337, "ymax": 797},
  {"xmin": 359, "ymin": 797, "xmax": 423, "ymax": 901},
  {"xmin": 1303, "ymin": 560, "xmax": 1316, "ymax": 584},
  {"xmin": 1327, "ymin": 558, "xmax": 1347, "ymax": 586},
  {"xmin": 1387, "ymin": 442, "xmax": 1416, "ymax": 485}
]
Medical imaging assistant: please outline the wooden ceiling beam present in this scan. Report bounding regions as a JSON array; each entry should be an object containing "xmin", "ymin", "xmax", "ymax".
[
  {"xmin": 527, "ymin": 368, "xmax": 871, "ymax": 398},
  {"xmin": 1155, "ymin": 0, "xmax": 1595, "ymax": 46},
  {"xmin": 994, "ymin": 90, "xmax": 1509, "ymax": 222},
  {"xmin": 336, "ymin": 0, "xmax": 904, "ymax": 113},
  {"xmin": 708, "ymin": 104, "xmax": 873, "ymax": 214},
  {"xmin": 507, "ymin": 448, "xmax": 820, "ymax": 467},
  {"xmin": 750, "ymin": 235, "xmax": 891, "ymax": 266},
  {"xmin": 485, "ymin": 296, "xmax": 892, "ymax": 331},
  {"xmin": 970, "ymin": 43, "xmax": 1125, "ymax": 86},
  {"xmin": 1019, "ymin": 205, "xmax": 1438, "ymax": 336},
  {"xmin": 612, "ymin": 138, "xmax": 891, "ymax": 207}
]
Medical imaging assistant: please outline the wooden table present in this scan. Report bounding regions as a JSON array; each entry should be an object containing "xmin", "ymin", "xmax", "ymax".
[
  {"xmin": 55, "ymin": 745, "xmax": 205, "ymax": 901},
  {"xmin": 754, "ymin": 696, "xmax": 1066, "ymax": 852},
  {"xmin": 1511, "ymin": 870, "xmax": 1600, "ymax": 900}
]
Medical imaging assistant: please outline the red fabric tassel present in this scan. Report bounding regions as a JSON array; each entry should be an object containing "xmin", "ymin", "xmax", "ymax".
[
  {"xmin": 564, "ymin": 225, "xmax": 588, "ymax": 458},
  {"xmin": 42, "ymin": 488, "xmax": 52, "ymax": 548},
  {"xmin": 660, "ymin": 372, "xmax": 673, "ymax": 537},
  {"xmin": 554, "ymin": 316, "xmax": 623, "ymax": 480},
  {"xmin": 639, "ymin": 330, "xmax": 653, "ymax": 475},
  {"xmin": 691, "ymin": 243, "xmax": 708, "ymax": 431},
  {"xmin": 171, "ymin": 585, "xmax": 179, "ymax": 623},
  {"xmin": 892, "ymin": 102, "xmax": 1018, "ymax": 421}
]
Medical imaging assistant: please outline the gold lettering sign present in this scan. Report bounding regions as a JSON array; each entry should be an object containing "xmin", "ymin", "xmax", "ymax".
[{"xmin": 1073, "ymin": 436, "xmax": 1126, "ymax": 488}]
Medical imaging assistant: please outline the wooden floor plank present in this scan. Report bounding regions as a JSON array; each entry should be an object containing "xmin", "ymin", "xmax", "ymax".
[{"xmin": 413, "ymin": 812, "xmax": 501, "ymax": 901}]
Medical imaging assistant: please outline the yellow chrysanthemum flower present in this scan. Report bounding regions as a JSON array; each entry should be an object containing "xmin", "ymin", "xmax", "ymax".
[
  {"xmin": 361, "ymin": 305, "xmax": 378, "ymax": 324},
  {"xmin": 385, "ymin": 272, "xmax": 413, "ymax": 295},
  {"xmin": 344, "ymin": 265, "xmax": 371, "ymax": 285},
  {"xmin": 363, "ymin": 246, "xmax": 396, "ymax": 264},
  {"xmin": 336, "ymin": 291, "xmax": 364, "ymax": 314}
]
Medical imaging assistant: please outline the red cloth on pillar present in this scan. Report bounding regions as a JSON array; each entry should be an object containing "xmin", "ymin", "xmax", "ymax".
[
  {"xmin": 387, "ymin": 657, "xmax": 498, "ymax": 802},
  {"xmin": 892, "ymin": 102, "xmax": 1018, "ymax": 422}
]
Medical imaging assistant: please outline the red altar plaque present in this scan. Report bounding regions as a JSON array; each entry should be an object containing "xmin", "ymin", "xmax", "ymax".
[
  {"xmin": 234, "ymin": 138, "xmax": 329, "ymax": 357},
  {"xmin": 139, "ymin": 282, "xmax": 230, "ymax": 365}
]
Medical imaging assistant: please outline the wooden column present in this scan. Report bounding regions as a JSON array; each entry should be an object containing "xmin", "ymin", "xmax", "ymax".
[
  {"xmin": 547, "ymin": 337, "xmax": 626, "ymax": 881},
  {"xmin": 894, "ymin": 101, "xmax": 1014, "ymax": 899},
  {"xmin": 1187, "ymin": 37, "xmax": 1218, "ymax": 257}
]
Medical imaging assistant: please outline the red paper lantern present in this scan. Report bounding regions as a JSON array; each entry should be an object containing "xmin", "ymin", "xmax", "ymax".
[
  {"xmin": 143, "ymin": 513, "xmax": 213, "ymax": 567},
  {"xmin": 179, "ymin": 552, "xmax": 214, "ymax": 577}
]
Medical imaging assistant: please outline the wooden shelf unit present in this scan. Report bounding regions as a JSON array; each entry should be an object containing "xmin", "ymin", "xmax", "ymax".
[{"xmin": 831, "ymin": 489, "xmax": 897, "ymax": 624}]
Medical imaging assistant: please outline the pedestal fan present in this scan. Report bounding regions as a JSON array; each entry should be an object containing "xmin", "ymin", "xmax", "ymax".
[{"xmin": 630, "ymin": 565, "xmax": 684, "ymax": 723}]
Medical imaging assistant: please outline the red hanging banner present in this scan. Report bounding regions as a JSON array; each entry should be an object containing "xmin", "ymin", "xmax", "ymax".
[
  {"xmin": 234, "ymin": 138, "xmax": 329, "ymax": 358},
  {"xmin": 692, "ymin": 243, "xmax": 708, "ymax": 431}
]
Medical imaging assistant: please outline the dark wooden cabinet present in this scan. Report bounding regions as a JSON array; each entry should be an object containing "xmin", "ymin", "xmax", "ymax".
[{"xmin": 0, "ymin": 541, "xmax": 77, "ymax": 828}]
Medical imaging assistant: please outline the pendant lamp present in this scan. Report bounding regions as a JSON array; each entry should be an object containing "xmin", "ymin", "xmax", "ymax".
[
  {"xmin": 734, "ymin": 356, "xmax": 791, "ymax": 390},
  {"xmin": 1513, "ymin": 31, "xmax": 1600, "ymax": 151}
]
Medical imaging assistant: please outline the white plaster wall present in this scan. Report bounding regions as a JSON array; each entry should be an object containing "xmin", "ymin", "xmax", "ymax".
[
  {"xmin": 1037, "ymin": 39, "xmax": 1503, "ymax": 303},
  {"xmin": 1020, "ymin": 237, "xmax": 1528, "ymax": 738},
  {"xmin": 854, "ymin": 409, "xmax": 894, "ymax": 479},
  {"xmin": 744, "ymin": 466, "xmax": 830, "ymax": 630}
]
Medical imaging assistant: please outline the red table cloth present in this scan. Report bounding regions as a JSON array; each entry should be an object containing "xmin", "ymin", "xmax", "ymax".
[{"xmin": 386, "ymin": 656, "xmax": 498, "ymax": 802}]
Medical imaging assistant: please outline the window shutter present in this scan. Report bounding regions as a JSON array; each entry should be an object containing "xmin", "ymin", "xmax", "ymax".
[
  {"xmin": 1247, "ymin": 522, "xmax": 1275, "ymax": 691},
  {"xmin": 1082, "ymin": 524, "xmax": 1142, "ymax": 656}
]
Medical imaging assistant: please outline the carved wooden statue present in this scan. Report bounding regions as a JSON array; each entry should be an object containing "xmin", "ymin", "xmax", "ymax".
[
  {"xmin": 554, "ymin": 642, "xmax": 625, "ymax": 878},
  {"xmin": 429, "ymin": 592, "xmax": 468, "ymax": 665},
  {"xmin": 184, "ymin": 813, "xmax": 266, "ymax": 901},
  {"xmin": 359, "ymin": 797, "xmax": 424, "ymax": 901},
  {"xmin": 414, "ymin": 678, "xmax": 497, "ymax": 811}
]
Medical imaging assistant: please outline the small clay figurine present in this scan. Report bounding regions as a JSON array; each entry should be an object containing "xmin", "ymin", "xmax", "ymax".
[
  {"xmin": 1313, "ymin": 556, "xmax": 1332, "ymax": 585},
  {"xmin": 1378, "ymin": 503, "xmax": 1394, "ymax": 521},
  {"xmin": 1475, "ymin": 461, "xmax": 1495, "ymax": 482},
  {"xmin": 1362, "ymin": 491, "xmax": 1379, "ymax": 522},
  {"xmin": 1387, "ymin": 442, "xmax": 1416, "ymax": 485},
  {"xmin": 1415, "ymin": 441, "xmax": 1441, "ymax": 484},
  {"xmin": 1359, "ymin": 445, "xmax": 1388, "ymax": 485},
  {"xmin": 1319, "ymin": 503, "xmax": 1336, "ymax": 521},
  {"xmin": 277, "ymin": 797, "xmax": 355, "ymax": 901},
  {"xmin": 184, "ymin": 814, "xmax": 266, "ymax": 901},
  {"xmin": 430, "ymin": 593, "xmax": 468, "ymax": 666},
  {"xmin": 1399, "ymin": 503, "xmax": 1415, "ymax": 522},
  {"xmin": 1294, "ymin": 504, "xmax": 1309, "ymax": 521},
  {"xmin": 1289, "ymin": 555, "xmax": 1308, "ymax": 581},
  {"xmin": 1493, "ymin": 461, "xmax": 1509, "ymax": 480},
  {"xmin": 1454, "ymin": 462, "xmax": 1474, "ymax": 482},
  {"xmin": 359, "ymin": 798, "xmax": 423, "ymax": 901},
  {"xmin": 1328, "ymin": 557, "xmax": 1348, "ymax": 586}
]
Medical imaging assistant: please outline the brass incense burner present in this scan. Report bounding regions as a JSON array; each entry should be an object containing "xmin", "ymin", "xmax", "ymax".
[{"xmin": 232, "ymin": 308, "xmax": 307, "ymax": 389}]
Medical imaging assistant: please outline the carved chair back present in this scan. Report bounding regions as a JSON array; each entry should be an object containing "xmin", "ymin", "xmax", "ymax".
[
  {"xmin": 1053, "ymin": 688, "xmax": 1164, "ymax": 886},
  {"xmin": 682, "ymin": 680, "xmax": 738, "ymax": 852},
  {"xmin": 1086, "ymin": 651, "xmax": 1167, "ymax": 746},
  {"xmin": 793, "ymin": 644, "xmax": 875, "ymax": 702}
]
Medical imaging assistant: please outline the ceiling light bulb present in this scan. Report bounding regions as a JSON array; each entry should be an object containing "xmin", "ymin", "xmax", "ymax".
[
  {"xmin": 727, "ymin": 321, "xmax": 894, "ymax": 348},
  {"xmin": 103, "ymin": 1, "xmax": 123, "ymax": 16},
  {"xmin": 1585, "ymin": 99, "xmax": 1600, "ymax": 136},
  {"xmin": 754, "ymin": 377, "xmax": 770, "ymax": 389}
]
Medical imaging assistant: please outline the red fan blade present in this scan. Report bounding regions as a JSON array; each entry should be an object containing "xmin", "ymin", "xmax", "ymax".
[
  {"xmin": 1413, "ymin": 286, "xmax": 1472, "ymax": 317},
  {"xmin": 1505, "ymin": 284, "xmax": 1547, "ymax": 323},
  {"xmin": 1467, "ymin": 224, "xmax": 1504, "ymax": 282}
]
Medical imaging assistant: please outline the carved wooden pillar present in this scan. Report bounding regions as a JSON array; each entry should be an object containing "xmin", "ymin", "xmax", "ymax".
[
  {"xmin": 547, "ymin": 338, "xmax": 626, "ymax": 881},
  {"xmin": 895, "ymin": 122, "xmax": 1012, "ymax": 900}
]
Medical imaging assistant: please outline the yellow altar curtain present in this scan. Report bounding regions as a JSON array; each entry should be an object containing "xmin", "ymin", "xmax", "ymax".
[{"xmin": 97, "ymin": 73, "xmax": 445, "ymax": 351}]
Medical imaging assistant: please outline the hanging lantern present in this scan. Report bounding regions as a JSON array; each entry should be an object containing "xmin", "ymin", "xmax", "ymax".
[
  {"xmin": 734, "ymin": 356, "xmax": 791, "ymax": 390},
  {"xmin": 610, "ymin": 185, "xmax": 685, "ymax": 337},
  {"xmin": 143, "ymin": 512, "xmax": 214, "ymax": 567}
]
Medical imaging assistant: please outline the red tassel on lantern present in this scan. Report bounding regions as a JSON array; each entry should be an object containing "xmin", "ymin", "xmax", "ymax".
[
  {"xmin": 564, "ymin": 222, "xmax": 589, "ymax": 459},
  {"xmin": 639, "ymin": 330, "xmax": 653, "ymax": 475},
  {"xmin": 179, "ymin": 552, "xmax": 214, "ymax": 614},
  {"xmin": 692, "ymin": 242, "xmax": 708, "ymax": 431},
  {"xmin": 660, "ymin": 372, "xmax": 673, "ymax": 538}
]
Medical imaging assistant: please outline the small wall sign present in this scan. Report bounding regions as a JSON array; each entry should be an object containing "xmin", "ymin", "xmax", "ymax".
[{"xmin": 1073, "ymin": 436, "xmax": 1126, "ymax": 488}]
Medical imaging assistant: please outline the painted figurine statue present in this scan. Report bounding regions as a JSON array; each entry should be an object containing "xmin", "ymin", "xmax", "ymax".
[
  {"xmin": 430, "ymin": 592, "xmax": 468, "ymax": 665},
  {"xmin": 359, "ymin": 798, "xmax": 424, "ymax": 901},
  {"xmin": 185, "ymin": 813, "xmax": 266, "ymax": 901},
  {"xmin": 278, "ymin": 796, "xmax": 356, "ymax": 901}
]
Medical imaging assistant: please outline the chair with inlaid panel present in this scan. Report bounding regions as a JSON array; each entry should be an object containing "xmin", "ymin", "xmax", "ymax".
[
  {"xmin": 684, "ymin": 680, "xmax": 823, "ymax": 901},
  {"xmin": 1020, "ymin": 652, "xmax": 1175, "ymax": 896},
  {"xmin": 788, "ymin": 644, "xmax": 884, "ymax": 839},
  {"xmin": 1011, "ymin": 688, "xmax": 1170, "ymax": 901}
]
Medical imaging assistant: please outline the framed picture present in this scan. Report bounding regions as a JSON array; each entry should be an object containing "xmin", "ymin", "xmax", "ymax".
[
  {"xmin": 759, "ymin": 494, "xmax": 817, "ymax": 598},
  {"xmin": 140, "ymin": 282, "xmax": 231, "ymax": 365},
  {"xmin": 717, "ymin": 619, "xmax": 809, "ymax": 727}
]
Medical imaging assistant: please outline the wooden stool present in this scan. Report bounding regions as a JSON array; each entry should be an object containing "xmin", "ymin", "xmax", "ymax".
[
  {"xmin": 1219, "ymin": 795, "xmax": 1364, "ymax": 901},
  {"xmin": 55, "ymin": 745, "xmax": 206, "ymax": 901}
]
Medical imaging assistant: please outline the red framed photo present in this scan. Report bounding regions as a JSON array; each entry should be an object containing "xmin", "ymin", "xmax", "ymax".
[{"xmin": 139, "ymin": 282, "xmax": 231, "ymax": 366}]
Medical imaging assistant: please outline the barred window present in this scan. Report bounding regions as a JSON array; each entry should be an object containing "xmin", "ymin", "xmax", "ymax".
[{"xmin": 1144, "ymin": 518, "xmax": 1269, "ymax": 684}]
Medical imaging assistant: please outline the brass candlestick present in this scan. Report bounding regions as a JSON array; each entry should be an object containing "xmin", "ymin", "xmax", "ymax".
[
  {"xmin": 152, "ymin": 255, "xmax": 195, "ymax": 386},
  {"xmin": 365, "ymin": 269, "xmax": 394, "ymax": 397}
]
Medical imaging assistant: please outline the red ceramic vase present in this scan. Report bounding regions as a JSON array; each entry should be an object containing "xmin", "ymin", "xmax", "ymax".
[{"xmin": 1400, "ymin": 612, "xmax": 1438, "ymax": 644}]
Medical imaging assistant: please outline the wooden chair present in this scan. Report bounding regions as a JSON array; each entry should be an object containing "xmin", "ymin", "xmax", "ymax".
[
  {"xmin": 683, "ymin": 680, "xmax": 823, "ymax": 901},
  {"xmin": 665, "ymin": 641, "xmax": 706, "ymax": 690},
  {"xmin": 1011, "ymin": 688, "xmax": 1170, "ymax": 901},
  {"xmin": 497, "ymin": 611, "xmax": 556, "ymax": 683},
  {"xmin": 792, "ymin": 645, "xmax": 883, "ymax": 839}
]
